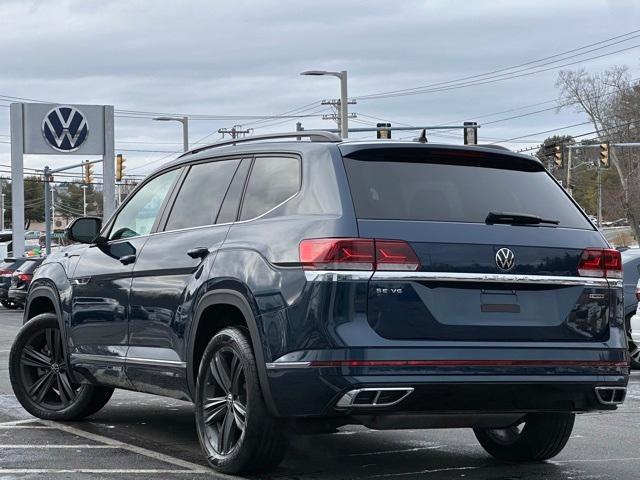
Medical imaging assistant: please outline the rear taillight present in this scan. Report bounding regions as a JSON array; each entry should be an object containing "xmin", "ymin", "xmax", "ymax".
[
  {"xmin": 0, "ymin": 269, "xmax": 11, "ymax": 277},
  {"xmin": 635, "ymin": 286, "xmax": 640, "ymax": 302},
  {"xmin": 299, "ymin": 238, "xmax": 420, "ymax": 271},
  {"xmin": 577, "ymin": 248, "xmax": 622, "ymax": 279},
  {"xmin": 17, "ymin": 273, "xmax": 32, "ymax": 282}
]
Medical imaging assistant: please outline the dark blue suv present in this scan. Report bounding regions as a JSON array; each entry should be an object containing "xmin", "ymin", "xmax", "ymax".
[{"xmin": 9, "ymin": 132, "xmax": 630, "ymax": 473}]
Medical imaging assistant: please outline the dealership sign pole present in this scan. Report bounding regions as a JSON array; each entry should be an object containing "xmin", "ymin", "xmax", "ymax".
[{"xmin": 9, "ymin": 103, "xmax": 115, "ymax": 257}]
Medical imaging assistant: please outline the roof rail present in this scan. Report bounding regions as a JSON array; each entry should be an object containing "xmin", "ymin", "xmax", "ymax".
[{"xmin": 180, "ymin": 131, "xmax": 342, "ymax": 157}]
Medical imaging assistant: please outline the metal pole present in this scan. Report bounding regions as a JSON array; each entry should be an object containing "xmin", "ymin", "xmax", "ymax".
[
  {"xmin": 102, "ymin": 105, "xmax": 116, "ymax": 221},
  {"xmin": 44, "ymin": 166, "xmax": 51, "ymax": 256},
  {"xmin": 597, "ymin": 167, "xmax": 603, "ymax": 228},
  {"xmin": 10, "ymin": 103, "xmax": 25, "ymax": 258},
  {"xmin": 566, "ymin": 147, "xmax": 573, "ymax": 197},
  {"xmin": 82, "ymin": 186, "xmax": 87, "ymax": 216},
  {"xmin": 0, "ymin": 193, "xmax": 4, "ymax": 232},
  {"xmin": 182, "ymin": 116, "xmax": 189, "ymax": 152},
  {"xmin": 339, "ymin": 71, "xmax": 348, "ymax": 139}
]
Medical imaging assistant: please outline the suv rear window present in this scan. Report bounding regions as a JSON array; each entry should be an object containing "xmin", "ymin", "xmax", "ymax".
[
  {"xmin": 16, "ymin": 260, "xmax": 40, "ymax": 274},
  {"xmin": 343, "ymin": 153, "xmax": 591, "ymax": 230}
]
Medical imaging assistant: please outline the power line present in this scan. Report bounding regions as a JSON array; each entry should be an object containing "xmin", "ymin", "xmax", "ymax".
[{"xmin": 355, "ymin": 29, "xmax": 640, "ymax": 100}]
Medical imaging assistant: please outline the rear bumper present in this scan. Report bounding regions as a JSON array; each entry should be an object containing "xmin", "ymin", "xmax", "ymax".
[{"xmin": 265, "ymin": 348, "xmax": 629, "ymax": 417}]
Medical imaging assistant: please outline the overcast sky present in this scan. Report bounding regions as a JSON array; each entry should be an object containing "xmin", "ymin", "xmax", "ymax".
[{"xmin": 1, "ymin": 0, "xmax": 639, "ymax": 178}]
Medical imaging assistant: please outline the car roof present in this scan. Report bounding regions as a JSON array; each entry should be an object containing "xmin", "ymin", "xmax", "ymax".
[{"xmin": 146, "ymin": 135, "xmax": 542, "ymax": 179}]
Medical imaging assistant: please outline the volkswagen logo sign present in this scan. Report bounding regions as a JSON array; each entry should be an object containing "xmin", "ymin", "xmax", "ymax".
[
  {"xmin": 42, "ymin": 105, "xmax": 89, "ymax": 152},
  {"xmin": 495, "ymin": 247, "xmax": 515, "ymax": 271}
]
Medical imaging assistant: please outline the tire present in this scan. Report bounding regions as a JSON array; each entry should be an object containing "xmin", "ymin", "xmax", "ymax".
[
  {"xmin": 195, "ymin": 327, "xmax": 288, "ymax": 474},
  {"xmin": 9, "ymin": 313, "xmax": 114, "ymax": 421},
  {"xmin": 474, "ymin": 413, "xmax": 575, "ymax": 461}
]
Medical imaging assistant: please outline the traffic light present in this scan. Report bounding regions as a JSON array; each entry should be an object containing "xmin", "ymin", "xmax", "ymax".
[
  {"xmin": 116, "ymin": 154, "xmax": 126, "ymax": 181},
  {"xmin": 83, "ymin": 161, "xmax": 93, "ymax": 184},
  {"xmin": 599, "ymin": 142, "xmax": 610, "ymax": 168},
  {"xmin": 376, "ymin": 123, "xmax": 391, "ymax": 139},
  {"xmin": 553, "ymin": 145, "xmax": 563, "ymax": 167}
]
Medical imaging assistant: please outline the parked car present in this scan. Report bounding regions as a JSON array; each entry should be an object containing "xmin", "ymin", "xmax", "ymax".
[
  {"xmin": 7, "ymin": 257, "xmax": 43, "ymax": 308},
  {"xmin": 630, "ymin": 284, "xmax": 640, "ymax": 369},
  {"xmin": 8, "ymin": 133, "xmax": 630, "ymax": 474},
  {"xmin": 0, "ymin": 258, "xmax": 28, "ymax": 309},
  {"xmin": 622, "ymin": 249, "xmax": 640, "ymax": 368}
]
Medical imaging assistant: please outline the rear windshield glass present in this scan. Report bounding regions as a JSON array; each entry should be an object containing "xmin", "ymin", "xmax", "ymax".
[
  {"xmin": 343, "ymin": 155, "xmax": 591, "ymax": 229},
  {"xmin": 17, "ymin": 260, "xmax": 40, "ymax": 274}
]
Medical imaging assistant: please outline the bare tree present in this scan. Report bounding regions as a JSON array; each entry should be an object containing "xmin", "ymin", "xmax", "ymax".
[{"xmin": 556, "ymin": 67, "xmax": 640, "ymax": 240}]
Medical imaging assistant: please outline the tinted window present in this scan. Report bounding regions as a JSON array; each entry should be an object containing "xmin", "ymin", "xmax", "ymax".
[
  {"xmin": 17, "ymin": 260, "xmax": 40, "ymax": 274},
  {"xmin": 165, "ymin": 159, "xmax": 240, "ymax": 231},
  {"xmin": 109, "ymin": 169, "xmax": 180, "ymax": 240},
  {"xmin": 240, "ymin": 157, "xmax": 300, "ymax": 221},
  {"xmin": 343, "ymin": 157, "xmax": 592, "ymax": 229}
]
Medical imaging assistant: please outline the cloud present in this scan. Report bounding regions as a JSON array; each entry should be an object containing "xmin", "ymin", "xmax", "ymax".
[{"xmin": 0, "ymin": 0, "xmax": 639, "ymax": 173}]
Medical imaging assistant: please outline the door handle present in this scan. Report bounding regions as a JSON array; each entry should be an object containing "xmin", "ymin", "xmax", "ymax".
[
  {"xmin": 187, "ymin": 247, "xmax": 210, "ymax": 259},
  {"xmin": 119, "ymin": 254, "xmax": 137, "ymax": 265}
]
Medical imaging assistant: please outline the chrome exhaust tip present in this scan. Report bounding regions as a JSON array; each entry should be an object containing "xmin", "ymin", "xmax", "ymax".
[
  {"xmin": 336, "ymin": 387, "xmax": 414, "ymax": 409},
  {"xmin": 595, "ymin": 386, "xmax": 626, "ymax": 405}
]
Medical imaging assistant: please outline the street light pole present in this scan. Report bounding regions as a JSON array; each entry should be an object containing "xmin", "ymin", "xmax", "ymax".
[
  {"xmin": 301, "ymin": 70, "xmax": 349, "ymax": 138},
  {"xmin": 339, "ymin": 70, "xmax": 348, "ymax": 139},
  {"xmin": 153, "ymin": 116, "xmax": 189, "ymax": 152}
]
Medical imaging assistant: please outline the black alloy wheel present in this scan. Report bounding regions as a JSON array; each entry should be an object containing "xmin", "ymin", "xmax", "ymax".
[
  {"xmin": 19, "ymin": 326, "xmax": 80, "ymax": 409},
  {"xmin": 10, "ymin": 313, "xmax": 114, "ymax": 420},
  {"xmin": 201, "ymin": 346, "xmax": 248, "ymax": 455},
  {"xmin": 195, "ymin": 327, "xmax": 287, "ymax": 474}
]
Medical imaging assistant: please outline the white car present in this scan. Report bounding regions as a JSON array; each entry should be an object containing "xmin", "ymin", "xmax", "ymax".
[{"xmin": 631, "ymin": 280, "xmax": 640, "ymax": 369}]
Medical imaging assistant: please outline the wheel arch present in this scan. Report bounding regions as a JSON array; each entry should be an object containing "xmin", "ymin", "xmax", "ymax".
[
  {"xmin": 188, "ymin": 288, "xmax": 278, "ymax": 416},
  {"xmin": 24, "ymin": 284, "xmax": 64, "ymax": 334}
]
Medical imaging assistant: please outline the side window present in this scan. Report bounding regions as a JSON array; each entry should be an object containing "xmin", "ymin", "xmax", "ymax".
[
  {"xmin": 165, "ymin": 159, "xmax": 240, "ymax": 231},
  {"xmin": 240, "ymin": 156, "xmax": 300, "ymax": 221},
  {"xmin": 108, "ymin": 169, "xmax": 180, "ymax": 240}
]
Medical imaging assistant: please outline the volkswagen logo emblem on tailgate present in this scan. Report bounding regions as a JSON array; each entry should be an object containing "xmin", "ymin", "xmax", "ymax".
[
  {"xmin": 495, "ymin": 247, "xmax": 515, "ymax": 271},
  {"xmin": 42, "ymin": 105, "xmax": 89, "ymax": 152}
]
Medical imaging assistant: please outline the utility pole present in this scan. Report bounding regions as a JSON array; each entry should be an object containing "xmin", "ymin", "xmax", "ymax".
[
  {"xmin": 218, "ymin": 125, "xmax": 252, "ymax": 139},
  {"xmin": 597, "ymin": 166, "xmax": 603, "ymax": 227},
  {"xmin": 43, "ymin": 166, "xmax": 52, "ymax": 255},
  {"xmin": 301, "ymin": 70, "xmax": 350, "ymax": 138},
  {"xmin": 321, "ymin": 99, "xmax": 357, "ymax": 132}
]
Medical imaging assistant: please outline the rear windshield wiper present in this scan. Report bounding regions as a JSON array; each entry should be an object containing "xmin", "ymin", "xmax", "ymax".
[{"xmin": 485, "ymin": 211, "xmax": 559, "ymax": 226}]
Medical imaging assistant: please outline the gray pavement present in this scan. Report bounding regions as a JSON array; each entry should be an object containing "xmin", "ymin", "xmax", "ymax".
[{"xmin": 0, "ymin": 307, "xmax": 639, "ymax": 479}]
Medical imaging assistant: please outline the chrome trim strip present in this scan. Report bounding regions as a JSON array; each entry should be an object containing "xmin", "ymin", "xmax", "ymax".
[
  {"xmin": 372, "ymin": 271, "xmax": 615, "ymax": 287},
  {"xmin": 304, "ymin": 270, "xmax": 373, "ymax": 282},
  {"xmin": 265, "ymin": 361, "xmax": 312, "ymax": 370},
  {"xmin": 70, "ymin": 354, "xmax": 126, "ymax": 364},
  {"xmin": 126, "ymin": 357, "xmax": 187, "ymax": 368},
  {"xmin": 70, "ymin": 354, "xmax": 186, "ymax": 368}
]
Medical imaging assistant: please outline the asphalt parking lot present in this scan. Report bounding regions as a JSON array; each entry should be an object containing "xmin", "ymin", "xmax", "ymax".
[{"xmin": 0, "ymin": 308, "xmax": 639, "ymax": 479}]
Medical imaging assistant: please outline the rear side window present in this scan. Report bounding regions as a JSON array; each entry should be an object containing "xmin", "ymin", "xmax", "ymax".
[
  {"xmin": 165, "ymin": 159, "xmax": 240, "ymax": 231},
  {"xmin": 240, "ymin": 156, "xmax": 300, "ymax": 221},
  {"xmin": 343, "ymin": 155, "xmax": 591, "ymax": 229}
]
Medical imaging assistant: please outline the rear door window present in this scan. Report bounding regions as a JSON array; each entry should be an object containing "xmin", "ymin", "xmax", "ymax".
[
  {"xmin": 165, "ymin": 159, "xmax": 240, "ymax": 231},
  {"xmin": 240, "ymin": 156, "xmax": 300, "ymax": 221},
  {"xmin": 343, "ymin": 151, "xmax": 591, "ymax": 229}
]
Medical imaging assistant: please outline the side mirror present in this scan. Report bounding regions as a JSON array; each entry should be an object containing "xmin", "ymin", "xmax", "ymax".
[{"xmin": 65, "ymin": 217, "xmax": 103, "ymax": 244}]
